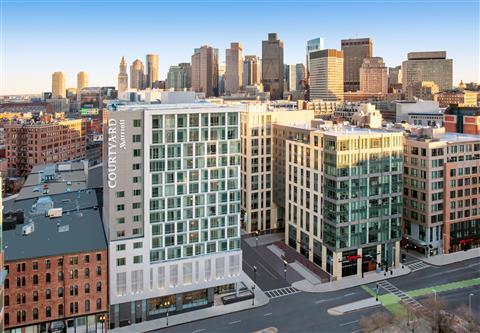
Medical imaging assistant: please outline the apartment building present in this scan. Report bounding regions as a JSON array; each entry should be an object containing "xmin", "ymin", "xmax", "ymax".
[
  {"xmin": 4, "ymin": 119, "xmax": 86, "ymax": 177},
  {"xmin": 403, "ymin": 127, "xmax": 480, "ymax": 255},
  {"xmin": 444, "ymin": 105, "xmax": 480, "ymax": 135},
  {"xmin": 2, "ymin": 191, "xmax": 108, "ymax": 333},
  {"xmin": 104, "ymin": 103, "xmax": 242, "ymax": 329},
  {"xmin": 240, "ymin": 104, "xmax": 315, "ymax": 233},
  {"xmin": 436, "ymin": 89, "xmax": 478, "ymax": 108},
  {"xmin": 285, "ymin": 124, "xmax": 403, "ymax": 279}
]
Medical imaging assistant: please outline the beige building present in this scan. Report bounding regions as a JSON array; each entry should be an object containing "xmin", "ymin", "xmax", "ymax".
[
  {"xmin": 51, "ymin": 72, "xmax": 66, "ymax": 98},
  {"xmin": 402, "ymin": 51, "xmax": 453, "ymax": 92},
  {"xmin": 243, "ymin": 55, "xmax": 261, "ymax": 86},
  {"xmin": 388, "ymin": 66, "xmax": 402, "ymax": 86},
  {"xmin": 191, "ymin": 45, "xmax": 219, "ymax": 97},
  {"xmin": 309, "ymin": 49, "xmax": 344, "ymax": 101},
  {"xmin": 435, "ymin": 89, "xmax": 478, "ymax": 107},
  {"xmin": 117, "ymin": 56, "xmax": 128, "ymax": 94},
  {"xmin": 130, "ymin": 59, "xmax": 145, "ymax": 90},
  {"xmin": 262, "ymin": 33, "xmax": 284, "ymax": 100},
  {"xmin": 359, "ymin": 57, "xmax": 387, "ymax": 95},
  {"xmin": 406, "ymin": 81, "xmax": 439, "ymax": 100},
  {"xmin": 146, "ymin": 54, "xmax": 159, "ymax": 88},
  {"xmin": 77, "ymin": 71, "xmax": 88, "ymax": 92},
  {"xmin": 284, "ymin": 124, "xmax": 402, "ymax": 279},
  {"xmin": 225, "ymin": 43, "xmax": 243, "ymax": 94},
  {"xmin": 341, "ymin": 38, "xmax": 373, "ymax": 92},
  {"xmin": 240, "ymin": 104, "xmax": 315, "ymax": 232}
]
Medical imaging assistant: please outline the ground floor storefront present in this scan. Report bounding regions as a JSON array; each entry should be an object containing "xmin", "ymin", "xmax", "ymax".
[
  {"xmin": 109, "ymin": 284, "xmax": 236, "ymax": 329},
  {"xmin": 5, "ymin": 313, "xmax": 108, "ymax": 333}
]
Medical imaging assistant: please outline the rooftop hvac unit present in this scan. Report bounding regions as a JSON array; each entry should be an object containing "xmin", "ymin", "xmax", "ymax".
[
  {"xmin": 47, "ymin": 208, "xmax": 63, "ymax": 218},
  {"xmin": 22, "ymin": 222, "xmax": 35, "ymax": 235}
]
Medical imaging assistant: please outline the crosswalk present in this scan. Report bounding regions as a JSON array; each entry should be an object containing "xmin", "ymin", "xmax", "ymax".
[
  {"xmin": 264, "ymin": 286, "xmax": 300, "ymax": 299},
  {"xmin": 407, "ymin": 260, "xmax": 431, "ymax": 272},
  {"xmin": 377, "ymin": 280, "xmax": 423, "ymax": 311}
]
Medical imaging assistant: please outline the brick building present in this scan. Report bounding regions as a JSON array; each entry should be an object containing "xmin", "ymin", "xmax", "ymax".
[
  {"xmin": 444, "ymin": 105, "xmax": 480, "ymax": 135},
  {"xmin": 4, "ymin": 119, "xmax": 86, "ymax": 177},
  {"xmin": 2, "ymin": 190, "xmax": 108, "ymax": 333}
]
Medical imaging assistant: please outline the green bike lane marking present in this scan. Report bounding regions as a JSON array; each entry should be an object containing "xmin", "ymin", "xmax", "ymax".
[{"xmin": 361, "ymin": 277, "xmax": 480, "ymax": 316}]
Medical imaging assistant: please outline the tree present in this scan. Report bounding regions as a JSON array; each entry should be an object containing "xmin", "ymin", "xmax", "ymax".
[{"xmin": 359, "ymin": 310, "xmax": 395, "ymax": 333}]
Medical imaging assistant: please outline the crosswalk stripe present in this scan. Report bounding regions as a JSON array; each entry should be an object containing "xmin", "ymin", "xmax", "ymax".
[{"xmin": 265, "ymin": 286, "xmax": 300, "ymax": 299}]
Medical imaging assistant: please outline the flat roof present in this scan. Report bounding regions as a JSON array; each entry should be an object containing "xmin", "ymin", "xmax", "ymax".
[
  {"xmin": 3, "ymin": 190, "xmax": 107, "ymax": 261},
  {"xmin": 116, "ymin": 102, "xmax": 243, "ymax": 112}
]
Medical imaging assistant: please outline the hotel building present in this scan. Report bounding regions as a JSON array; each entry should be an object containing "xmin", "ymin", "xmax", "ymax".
[
  {"xmin": 403, "ymin": 127, "xmax": 480, "ymax": 255},
  {"xmin": 284, "ymin": 124, "xmax": 403, "ymax": 279},
  {"xmin": 104, "ymin": 103, "xmax": 242, "ymax": 329},
  {"xmin": 240, "ymin": 104, "xmax": 315, "ymax": 233}
]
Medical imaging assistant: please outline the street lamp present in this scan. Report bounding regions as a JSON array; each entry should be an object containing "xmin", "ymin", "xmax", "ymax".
[
  {"xmin": 469, "ymin": 293, "xmax": 474, "ymax": 317},
  {"xmin": 375, "ymin": 283, "xmax": 379, "ymax": 301},
  {"xmin": 252, "ymin": 284, "xmax": 256, "ymax": 306},
  {"xmin": 283, "ymin": 260, "xmax": 288, "ymax": 280},
  {"xmin": 255, "ymin": 230, "xmax": 259, "ymax": 248},
  {"xmin": 253, "ymin": 265, "xmax": 257, "ymax": 285},
  {"xmin": 163, "ymin": 299, "xmax": 171, "ymax": 326},
  {"xmin": 98, "ymin": 314, "xmax": 106, "ymax": 333}
]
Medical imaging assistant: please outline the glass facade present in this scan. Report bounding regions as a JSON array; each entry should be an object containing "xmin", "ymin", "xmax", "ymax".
[{"xmin": 148, "ymin": 111, "xmax": 241, "ymax": 263}]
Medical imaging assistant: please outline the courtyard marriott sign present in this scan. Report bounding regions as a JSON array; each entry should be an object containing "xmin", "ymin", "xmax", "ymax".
[{"xmin": 107, "ymin": 118, "xmax": 127, "ymax": 188}]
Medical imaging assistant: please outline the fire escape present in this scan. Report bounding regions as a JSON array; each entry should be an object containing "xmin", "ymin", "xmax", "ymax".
[{"xmin": 16, "ymin": 125, "xmax": 30, "ymax": 177}]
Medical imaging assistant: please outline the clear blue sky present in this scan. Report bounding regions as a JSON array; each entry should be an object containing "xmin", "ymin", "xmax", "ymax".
[{"xmin": 1, "ymin": 0, "xmax": 479, "ymax": 95}]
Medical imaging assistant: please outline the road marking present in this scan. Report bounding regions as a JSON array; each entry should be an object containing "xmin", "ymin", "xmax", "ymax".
[
  {"xmin": 340, "ymin": 320, "xmax": 359, "ymax": 326},
  {"xmin": 344, "ymin": 292, "xmax": 356, "ymax": 297},
  {"xmin": 192, "ymin": 330, "xmax": 206, "ymax": 333},
  {"xmin": 229, "ymin": 320, "xmax": 241, "ymax": 325},
  {"xmin": 257, "ymin": 261, "xmax": 278, "ymax": 279},
  {"xmin": 243, "ymin": 260, "xmax": 253, "ymax": 270},
  {"xmin": 315, "ymin": 292, "xmax": 356, "ymax": 304},
  {"xmin": 350, "ymin": 330, "xmax": 362, "ymax": 333},
  {"xmin": 263, "ymin": 312, "xmax": 273, "ymax": 317},
  {"xmin": 315, "ymin": 299, "xmax": 327, "ymax": 304}
]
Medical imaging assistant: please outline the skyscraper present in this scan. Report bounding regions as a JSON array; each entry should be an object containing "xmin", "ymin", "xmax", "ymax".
[
  {"xmin": 167, "ymin": 63, "xmax": 192, "ymax": 90},
  {"xmin": 104, "ymin": 103, "xmax": 243, "ymax": 329},
  {"xmin": 225, "ymin": 42, "xmax": 243, "ymax": 94},
  {"xmin": 295, "ymin": 63, "xmax": 306, "ymax": 91},
  {"xmin": 117, "ymin": 56, "xmax": 129, "ymax": 94},
  {"xmin": 359, "ymin": 57, "xmax": 388, "ymax": 95},
  {"xmin": 77, "ymin": 71, "xmax": 88, "ymax": 92},
  {"xmin": 341, "ymin": 38, "xmax": 372, "ymax": 92},
  {"xmin": 402, "ymin": 51, "xmax": 453, "ymax": 92},
  {"xmin": 262, "ymin": 33, "xmax": 284, "ymax": 100},
  {"xmin": 51, "ymin": 71, "xmax": 66, "ymax": 98},
  {"xmin": 284, "ymin": 64, "xmax": 297, "ymax": 92},
  {"xmin": 306, "ymin": 38, "xmax": 324, "ymax": 82},
  {"xmin": 309, "ymin": 49, "xmax": 344, "ymax": 101},
  {"xmin": 130, "ymin": 59, "xmax": 145, "ymax": 90},
  {"xmin": 191, "ymin": 45, "xmax": 219, "ymax": 97},
  {"xmin": 388, "ymin": 66, "xmax": 402, "ymax": 86},
  {"xmin": 146, "ymin": 54, "xmax": 159, "ymax": 89},
  {"xmin": 243, "ymin": 55, "xmax": 261, "ymax": 86}
]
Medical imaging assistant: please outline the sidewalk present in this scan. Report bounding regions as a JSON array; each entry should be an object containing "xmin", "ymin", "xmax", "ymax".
[
  {"xmin": 327, "ymin": 298, "xmax": 381, "ymax": 316},
  {"xmin": 244, "ymin": 233, "xmax": 284, "ymax": 247},
  {"xmin": 292, "ymin": 266, "xmax": 411, "ymax": 293},
  {"xmin": 421, "ymin": 248, "xmax": 480, "ymax": 266},
  {"xmin": 111, "ymin": 272, "xmax": 269, "ymax": 333}
]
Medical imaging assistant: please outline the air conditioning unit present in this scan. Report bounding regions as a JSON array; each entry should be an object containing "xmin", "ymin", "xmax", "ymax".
[
  {"xmin": 22, "ymin": 223, "xmax": 35, "ymax": 235},
  {"xmin": 47, "ymin": 208, "xmax": 63, "ymax": 218}
]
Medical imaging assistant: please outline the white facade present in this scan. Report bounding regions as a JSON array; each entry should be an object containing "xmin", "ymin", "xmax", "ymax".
[
  {"xmin": 104, "ymin": 103, "xmax": 243, "ymax": 326},
  {"xmin": 395, "ymin": 100, "xmax": 441, "ymax": 123}
]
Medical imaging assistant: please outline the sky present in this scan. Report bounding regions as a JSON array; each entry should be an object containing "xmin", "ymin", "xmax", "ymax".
[{"xmin": 1, "ymin": 0, "xmax": 479, "ymax": 95}]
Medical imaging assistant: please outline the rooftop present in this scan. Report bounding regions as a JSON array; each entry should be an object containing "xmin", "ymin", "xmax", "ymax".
[
  {"xmin": 3, "ymin": 190, "xmax": 106, "ymax": 262},
  {"xmin": 17, "ymin": 161, "xmax": 88, "ymax": 201},
  {"xmin": 115, "ymin": 102, "xmax": 244, "ymax": 113}
]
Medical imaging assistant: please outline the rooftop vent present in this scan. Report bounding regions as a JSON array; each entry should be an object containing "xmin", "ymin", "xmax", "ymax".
[
  {"xmin": 58, "ymin": 224, "xmax": 69, "ymax": 233},
  {"xmin": 47, "ymin": 208, "xmax": 62, "ymax": 218},
  {"xmin": 22, "ymin": 221, "xmax": 35, "ymax": 236}
]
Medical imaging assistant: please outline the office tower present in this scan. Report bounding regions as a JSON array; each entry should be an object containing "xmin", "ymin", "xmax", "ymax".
[
  {"xmin": 104, "ymin": 103, "xmax": 243, "ymax": 329},
  {"xmin": 118, "ymin": 56, "xmax": 129, "ymax": 94},
  {"xmin": 2, "ymin": 190, "xmax": 108, "ymax": 333},
  {"xmin": 191, "ymin": 46, "xmax": 219, "ymax": 97},
  {"xmin": 146, "ymin": 54, "xmax": 159, "ymax": 89},
  {"xmin": 388, "ymin": 66, "xmax": 402, "ymax": 86},
  {"xmin": 402, "ymin": 51, "xmax": 453, "ymax": 92},
  {"xmin": 283, "ymin": 65, "xmax": 297, "ymax": 92},
  {"xmin": 52, "ymin": 72, "xmax": 66, "ymax": 98},
  {"xmin": 341, "ymin": 38, "xmax": 372, "ymax": 92},
  {"xmin": 218, "ymin": 62, "xmax": 226, "ymax": 96},
  {"xmin": 309, "ymin": 49, "xmax": 344, "ymax": 101},
  {"xmin": 225, "ymin": 42, "xmax": 243, "ymax": 94},
  {"xmin": 404, "ymin": 126, "xmax": 480, "ymax": 255},
  {"xmin": 130, "ymin": 59, "xmax": 145, "ymax": 90},
  {"xmin": 77, "ymin": 71, "xmax": 89, "ymax": 92},
  {"xmin": 436, "ymin": 89, "xmax": 478, "ymax": 108},
  {"xmin": 405, "ymin": 81, "xmax": 439, "ymax": 100},
  {"xmin": 240, "ymin": 104, "xmax": 315, "ymax": 233},
  {"xmin": 359, "ymin": 57, "xmax": 388, "ymax": 95},
  {"xmin": 284, "ymin": 124, "xmax": 402, "ymax": 279},
  {"xmin": 243, "ymin": 55, "xmax": 261, "ymax": 86},
  {"xmin": 167, "ymin": 63, "xmax": 192, "ymax": 90},
  {"xmin": 262, "ymin": 33, "xmax": 284, "ymax": 100},
  {"xmin": 306, "ymin": 38, "xmax": 324, "ymax": 83},
  {"xmin": 295, "ymin": 64, "xmax": 306, "ymax": 91},
  {"xmin": 444, "ymin": 105, "xmax": 480, "ymax": 134}
]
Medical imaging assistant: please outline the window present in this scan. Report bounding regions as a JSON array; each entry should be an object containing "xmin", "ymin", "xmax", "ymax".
[
  {"xmin": 33, "ymin": 308, "xmax": 38, "ymax": 320},
  {"xmin": 97, "ymin": 282, "xmax": 102, "ymax": 292},
  {"xmin": 84, "ymin": 268, "xmax": 90, "ymax": 277},
  {"xmin": 133, "ymin": 255, "xmax": 143, "ymax": 264},
  {"xmin": 33, "ymin": 291, "xmax": 38, "ymax": 302},
  {"xmin": 58, "ymin": 287, "xmax": 64, "ymax": 297},
  {"xmin": 117, "ymin": 258, "xmax": 126, "ymax": 266},
  {"xmin": 116, "ymin": 272, "xmax": 127, "ymax": 296},
  {"xmin": 96, "ymin": 298, "xmax": 102, "ymax": 310},
  {"xmin": 133, "ymin": 119, "xmax": 141, "ymax": 127},
  {"xmin": 116, "ymin": 204, "xmax": 125, "ymax": 211},
  {"xmin": 32, "ymin": 261, "xmax": 38, "ymax": 270},
  {"xmin": 46, "ymin": 273, "xmax": 51, "ymax": 283},
  {"xmin": 96, "ymin": 253, "xmax": 102, "ymax": 261},
  {"xmin": 33, "ymin": 274, "xmax": 38, "ymax": 285},
  {"xmin": 133, "ymin": 163, "xmax": 140, "ymax": 170},
  {"xmin": 133, "ymin": 242, "xmax": 143, "ymax": 249},
  {"xmin": 58, "ymin": 304, "xmax": 64, "ymax": 316},
  {"xmin": 117, "ymin": 244, "xmax": 126, "ymax": 251},
  {"xmin": 84, "ymin": 255, "xmax": 90, "ymax": 263},
  {"xmin": 96, "ymin": 266, "xmax": 102, "ymax": 276},
  {"xmin": 46, "ymin": 306, "xmax": 51, "ymax": 318},
  {"xmin": 133, "ymin": 202, "xmax": 141, "ymax": 209},
  {"xmin": 46, "ymin": 289, "xmax": 51, "ymax": 299},
  {"xmin": 5, "ymin": 295, "xmax": 9, "ymax": 306},
  {"xmin": 116, "ymin": 191, "xmax": 125, "ymax": 198},
  {"xmin": 132, "ymin": 134, "xmax": 141, "ymax": 142},
  {"xmin": 85, "ymin": 300, "xmax": 90, "ymax": 312},
  {"xmin": 58, "ymin": 271, "xmax": 63, "ymax": 281},
  {"xmin": 133, "ymin": 189, "xmax": 141, "ymax": 196},
  {"xmin": 85, "ymin": 283, "xmax": 90, "ymax": 293}
]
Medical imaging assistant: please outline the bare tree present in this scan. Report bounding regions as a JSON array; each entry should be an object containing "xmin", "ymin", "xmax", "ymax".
[
  {"xmin": 359, "ymin": 310, "xmax": 394, "ymax": 333},
  {"xmin": 454, "ymin": 305, "xmax": 480, "ymax": 333}
]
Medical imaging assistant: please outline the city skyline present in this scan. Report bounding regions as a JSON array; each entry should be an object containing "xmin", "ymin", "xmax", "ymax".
[{"xmin": 2, "ymin": 0, "xmax": 479, "ymax": 95}]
